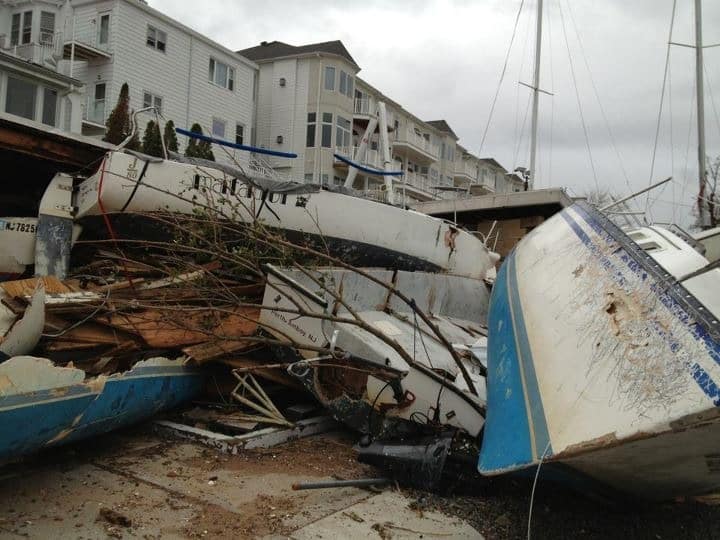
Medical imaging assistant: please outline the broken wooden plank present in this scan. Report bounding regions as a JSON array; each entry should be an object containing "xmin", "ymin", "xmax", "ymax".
[
  {"xmin": 182, "ymin": 339, "xmax": 257, "ymax": 364},
  {"xmin": 1, "ymin": 276, "xmax": 75, "ymax": 298},
  {"xmin": 106, "ymin": 306, "xmax": 260, "ymax": 349}
]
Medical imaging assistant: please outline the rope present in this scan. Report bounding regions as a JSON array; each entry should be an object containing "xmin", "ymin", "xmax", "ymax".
[{"xmin": 478, "ymin": 0, "xmax": 526, "ymax": 157}]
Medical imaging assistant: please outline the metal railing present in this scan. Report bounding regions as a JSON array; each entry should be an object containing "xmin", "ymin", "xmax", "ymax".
[
  {"xmin": 392, "ymin": 127, "xmax": 439, "ymax": 159},
  {"xmin": 1, "ymin": 32, "xmax": 63, "ymax": 66},
  {"xmin": 335, "ymin": 146, "xmax": 384, "ymax": 169},
  {"xmin": 354, "ymin": 97, "xmax": 372, "ymax": 115}
]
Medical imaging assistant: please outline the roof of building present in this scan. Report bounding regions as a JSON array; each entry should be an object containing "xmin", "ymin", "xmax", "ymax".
[
  {"xmin": 424, "ymin": 120, "xmax": 458, "ymax": 140},
  {"xmin": 478, "ymin": 157, "xmax": 507, "ymax": 171},
  {"xmin": 238, "ymin": 40, "xmax": 358, "ymax": 68}
]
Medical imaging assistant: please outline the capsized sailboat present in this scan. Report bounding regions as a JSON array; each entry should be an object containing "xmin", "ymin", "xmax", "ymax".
[
  {"xmin": 479, "ymin": 200, "xmax": 720, "ymax": 500},
  {"xmin": 1, "ymin": 148, "xmax": 498, "ymax": 281}
]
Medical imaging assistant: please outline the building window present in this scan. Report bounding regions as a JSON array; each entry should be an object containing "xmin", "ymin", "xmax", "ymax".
[
  {"xmin": 5, "ymin": 76, "xmax": 37, "ymax": 120},
  {"xmin": 10, "ymin": 13, "xmax": 20, "ymax": 46},
  {"xmin": 212, "ymin": 118, "xmax": 226, "ymax": 138},
  {"xmin": 338, "ymin": 71, "xmax": 354, "ymax": 98},
  {"xmin": 335, "ymin": 116, "xmax": 351, "ymax": 149},
  {"xmin": 306, "ymin": 112, "xmax": 316, "ymax": 147},
  {"xmin": 321, "ymin": 174, "xmax": 329, "ymax": 185},
  {"xmin": 235, "ymin": 124, "xmax": 244, "ymax": 145},
  {"xmin": 339, "ymin": 71, "xmax": 347, "ymax": 95},
  {"xmin": 146, "ymin": 25, "xmax": 166, "ymax": 52},
  {"xmin": 42, "ymin": 87, "xmax": 58, "ymax": 126},
  {"xmin": 98, "ymin": 13, "xmax": 110, "ymax": 45},
  {"xmin": 40, "ymin": 11, "xmax": 55, "ymax": 45},
  {"xmin": 333, "ymin": 175, "xmax": 344, "ymax": 186},
  {"xmin": 21, "ymin": 11, "xmax": 32, "ymax": 45},
  {"xmin": 304, "ymin": 173, "xmax": 314, "ymax": 183},
  {"xmin": 209, "ymin": 58, "xmax": 234, "ymax": 90},
  {"xmin": 321, "ymin": 112, "xmax": 332, "ymax": 148},
  {"xmin": 142, "ymin": 91, "xmax": 163, "ymax": 113},
  {"xmin": 89, "ymin": 82, "xmax": 106, "ymax": 124},
  {"xmin": 324, "ymin": 66, "xmax": 335, "ymax": 91}
]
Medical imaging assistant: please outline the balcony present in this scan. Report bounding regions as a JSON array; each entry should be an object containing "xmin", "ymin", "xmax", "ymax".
[
  {"xmin": 354, "ymin": 97, "xmax": 373, "ymax": 117},
  {"xmin": 391, "ymin": 127, "xmax": 439, "ymax": 164},
  {"xmin": 334, "ymin": 146, "xmax": 384, "ymax": 172},
  {"xmin": 454, "ymin": 159, "xmax": 478, "ymax": 183},
  {"xmin": 1, "ymin": 34, "xmax": 63, "ymax": 67},
  {"xmin": 63, "ymin": 29, "xmax": 111, "ymax": 61}
]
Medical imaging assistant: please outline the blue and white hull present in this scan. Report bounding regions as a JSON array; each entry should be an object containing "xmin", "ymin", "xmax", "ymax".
[
  {"xmin": 479, "ymin": 201, "xmax": 720, "ymax": 500},
  {"xmin": 0, "ymin": 356, "xmax": 204, "ymax": 462}
]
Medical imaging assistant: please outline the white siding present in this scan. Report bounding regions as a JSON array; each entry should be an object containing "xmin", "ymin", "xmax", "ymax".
[{"xmin": 56, "ymin": 0, "xmax": 257, "ymax": 166}]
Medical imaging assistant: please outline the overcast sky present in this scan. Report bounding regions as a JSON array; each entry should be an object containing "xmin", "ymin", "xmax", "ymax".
[{"xmin": 152, "ymin": 0, "xmax": 720, "ymax": 226}]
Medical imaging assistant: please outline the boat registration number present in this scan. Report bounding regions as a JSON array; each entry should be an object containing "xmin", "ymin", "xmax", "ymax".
[{"xmin": 0, "ymin": 220, "xmax": 37, "ymax": 234}]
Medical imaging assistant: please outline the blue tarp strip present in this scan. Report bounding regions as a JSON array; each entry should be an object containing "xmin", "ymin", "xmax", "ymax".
[
  {"xmin": 333, "ymin": 153, "xmax": 404, "ymax": 176},
  {"xmin": 176, "ymin": 127, "xmax": 297, "ymax": 158}
]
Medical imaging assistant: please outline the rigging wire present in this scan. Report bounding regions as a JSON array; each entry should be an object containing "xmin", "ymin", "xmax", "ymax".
[
  {"xmin": 513, "ymin": 93, "xmax": 534, "ymax": 168},
  {"xmin": 513, "ymin": 5, "xmax": 533, "ymax": 163},
  {"xmin": 546, "ymin": 0, "xmax": 556, "ymax": 186},
  {"xmin": 668, "ymin": 48, "xmax": 675, "ymax": 224},
  {"xmin": 565, "ymin": 0, "xmax": 632, "ymax": 195},
  {"xmin": 681, "ymin": 78, "xmax": 697, "ymax": 214},
  {"xmin": 478, "ymin": 0, "xmax": 526, "ymax": 157},
  {"xmin": 704, "ymin": 62, "xmax": 720, "ymax": 146},
  {"xmin": 645, "ymin": 0, "xmax": 677, "ymax": 218},
  {"xmin": 558, "ymin": 2, "xmax": 599, "ymax": 194}
]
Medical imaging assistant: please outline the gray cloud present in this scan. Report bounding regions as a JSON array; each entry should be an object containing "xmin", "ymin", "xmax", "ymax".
[{"xmin": 153, "ymin": 0, "xmax": 720, "ymax": 226}]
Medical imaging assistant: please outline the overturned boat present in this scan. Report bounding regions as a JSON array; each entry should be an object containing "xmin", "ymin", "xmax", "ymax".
[
  {"xmin": 260, "ymin": 267, "xmax": 489, "ymax": 438},
  {"xmin": 0, "ymin": 355, "xmax": 203, "ymax": 462},
  {"xmin": 2, "ymin": 149, "xmax": 498, "ymax": 281},
  {"xmin": 479, "ymin": 201, "xmax": 720, "ymax": 500}
]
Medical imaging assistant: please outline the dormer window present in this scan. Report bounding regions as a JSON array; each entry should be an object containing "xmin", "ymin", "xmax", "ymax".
[
  {"xmin": 21, "ymin": 11, "xmax": 32, "ymax": 44},
  {"xmin": 40, "ymin": 12, "xmax": 55, "ymax": 45},
  {"xmin": 11, "ymin": 11, "xmax": 32, "ymax": 46}
]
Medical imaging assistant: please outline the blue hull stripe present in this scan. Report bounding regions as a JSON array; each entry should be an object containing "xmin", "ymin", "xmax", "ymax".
[
  {"xmin": 479, "ymin": 250, "xmax": 552, "ymax": 473},
  {"xmin": 506, "ymin": 253, "xmax": 552, "ymax": 459},
  {"xmin": 562, "ymin": 208, "xmax": 720, "ymax": 406}
]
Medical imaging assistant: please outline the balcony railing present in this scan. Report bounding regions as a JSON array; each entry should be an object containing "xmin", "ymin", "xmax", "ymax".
[
  {"xmin": 454, "ymin": 160, "xmax": 478, "ymax": 180},
  {"xmin": 84, "ymin": 100, "xmax": 106, "ymax": 125},
  {"xmin": 1, "ymin": 33, "xmax": 63, "ymax": 66},
  {"xmin": 392, "ymin": 127, "xmax": 439, "ymax": 159},
  {"xmin": 354, "ymin": 97, "xmax": 372, "ymax": 115},
  {"xmin": 335, "ymin": 146, "xmax": 384, "ymax": 170}
]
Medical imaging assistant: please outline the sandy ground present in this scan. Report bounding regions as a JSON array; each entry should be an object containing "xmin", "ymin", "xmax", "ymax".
[{"xmin": 0, "ymin": 423, "xmax": 719, "ymax": 539}]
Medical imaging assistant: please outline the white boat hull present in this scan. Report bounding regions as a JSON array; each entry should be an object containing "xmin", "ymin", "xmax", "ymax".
[
  {"xmin": 479, "ymin": 201, "xmax": 720, "ymax": 500},
  {"xmin": 74, "ymin": 152, "xmax": 497, "ymax": 279},
  {"xmin": 260, "ymin": 268, "xmax": 489, "ymax": 437}
]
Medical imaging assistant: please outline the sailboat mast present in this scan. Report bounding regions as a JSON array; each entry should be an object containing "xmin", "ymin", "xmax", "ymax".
[
  {"xmin": 695, "ymin": 0, "xmax": 707, "ymax": 224},
  {"xmin": 528, "ymin": 0, "xmax": 544, "ymax": 189}
]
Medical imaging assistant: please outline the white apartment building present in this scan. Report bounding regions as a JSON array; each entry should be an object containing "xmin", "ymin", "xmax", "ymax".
[
  {"xmin": 239, "ymin": 39, "xmax": 517, "ymax": 204},
  {"xmin": 0, "ymin": 1, "xmax": 84, "ymax": 132},
  {"xmin": 0, "ymin": 0, "xmax": 257, "ymax": 162}
]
